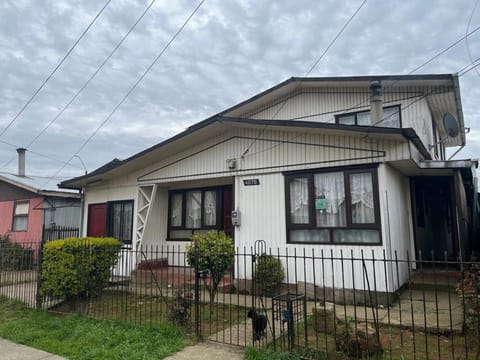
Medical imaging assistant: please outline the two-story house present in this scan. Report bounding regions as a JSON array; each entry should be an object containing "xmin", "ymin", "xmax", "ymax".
[{"xmin": 60, "ymin": 74, "xmax": 478, "ymax": 292}]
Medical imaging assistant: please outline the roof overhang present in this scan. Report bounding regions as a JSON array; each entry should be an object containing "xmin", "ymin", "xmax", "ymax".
[
  {"xmin": 221, "ymin": 74, "xmax": 465, "ymax": 147},
  {"xmin": 0, "ymin": 175, "xmax": 80, "ymax": 198},
  {"xmin": 389, "ymin": 158, "xmax": 478, "ymax": 177},
  {"xmin": 59, "ymin": 115, "xmax": 429, "ymax": 189}
]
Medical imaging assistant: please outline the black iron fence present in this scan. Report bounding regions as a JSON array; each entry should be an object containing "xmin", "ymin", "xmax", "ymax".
[
  {"xmin": 42, "ymin": 225, "xmax": 79, "ymax": 243},
  {"xmin": 1, "ymin": 243, "xmax": 480, "ymax": 359}
]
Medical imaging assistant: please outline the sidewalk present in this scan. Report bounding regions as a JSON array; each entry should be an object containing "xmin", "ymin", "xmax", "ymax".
[
  {"xmin": 0, "ymin": 338, "xmax": 66, "ymax": 360},
  {"xmin": 164, "ymin": 342, "xmax": 244, "ymax": 360},
  {"xmin": 0, "ymin": 338, "xmax": 243, "ymax": 360}
]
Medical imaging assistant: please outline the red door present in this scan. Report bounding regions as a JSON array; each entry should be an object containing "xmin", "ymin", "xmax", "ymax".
[
  {"xmin": 87, "ymin": 203, "xmax": 107, "ymax": 237},
  {"xmin": 222, "ymin": 186, "xmax": 233, "ymax": 238}
]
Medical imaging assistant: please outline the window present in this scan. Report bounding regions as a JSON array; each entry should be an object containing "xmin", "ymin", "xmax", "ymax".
[
  {"xmin": 106, "ymin": 200, "xmax": 133, "ymax": 245},
  {"xmin": 336, "ymin": 105, "xmax": 400, "ymax": 128},
  {"xmin": 168, "ymin": 187, "xmax": 221, "ymax": 240},
  {"xmin": 285, "ymin": 166, "xmax": 381, "ymax": 245},
  {"xmin": 12, "ymin": 201, "xmax": 29, "ymax": 231}
]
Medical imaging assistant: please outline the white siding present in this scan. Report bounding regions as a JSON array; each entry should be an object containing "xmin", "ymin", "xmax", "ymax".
[
  {"xmin": 138, "ymin": 127, "xmax": 410, "ymax": 184},
  {"xmin": 378, "ymin": 164, "xmax": 414, "ymax": 290},
  {"xmin": 237, "ymin": 87, "xmax": 436, "ymax": 157},
  {"xmin": 233, "ymin": 170, "xmax": 396, "ymax": 292}
]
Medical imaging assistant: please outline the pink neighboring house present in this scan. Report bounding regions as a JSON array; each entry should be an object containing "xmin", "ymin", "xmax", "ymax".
[{"xmin": 0, "ymin": 174, "xmax": 80, "ymax": 249}]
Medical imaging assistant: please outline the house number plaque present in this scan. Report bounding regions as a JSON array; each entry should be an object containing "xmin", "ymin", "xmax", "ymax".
[{"xmin": 243, "ymin": 179, "xmax": 260, "ymax": 186}]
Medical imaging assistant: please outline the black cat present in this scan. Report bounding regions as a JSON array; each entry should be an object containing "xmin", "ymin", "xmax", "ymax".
[{"xmin": 247, "ymin": 308, "xmax": 267, "ymax": 340}]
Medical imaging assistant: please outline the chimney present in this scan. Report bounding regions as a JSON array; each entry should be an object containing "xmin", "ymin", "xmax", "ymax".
[
  {"xmin": 369, "ymin": 81, "xmax": 383, "ymax": 126},
  {"xmin": 16, "ymin": 148, "xmax": 26, "ymax": 177}
]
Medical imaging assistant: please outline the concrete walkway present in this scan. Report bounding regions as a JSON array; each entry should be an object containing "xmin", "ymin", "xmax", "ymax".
[
  {"xmin": 164, "ymin": 342, "xmax": 244, "ymax": 360},
  {"xmin": 0, "ymin": 338, "xmax": 65, "ymax": 360}
]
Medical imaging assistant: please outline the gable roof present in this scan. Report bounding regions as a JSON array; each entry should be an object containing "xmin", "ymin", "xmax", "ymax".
[
  {"xmin": 59, "ymin": 115, "xmax": 427, "ymax": 189},
  {"xmin": 0, "ymin": 173, "xmax": 80, "ymax": 199},
  {"xmin": 59, "ymin": 74, "xmax": 465, "ymax": 190}
]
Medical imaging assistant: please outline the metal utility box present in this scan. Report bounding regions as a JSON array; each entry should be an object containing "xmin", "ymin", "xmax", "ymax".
[{"xmin": 272, "ymin": 293, "xmax": 306, "ymax": 351}]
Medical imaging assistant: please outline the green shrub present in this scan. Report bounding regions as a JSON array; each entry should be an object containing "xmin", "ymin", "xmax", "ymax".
[
  {"xmin": 40, "ymin": 237, "xmax": 122, "ymax": 300},
  {"xmin": 167, "ymin": 288, "xmax": 193, "ymax": 327},
  {"xmin": 0, "ymin": 233, "xmax": 34, "ymax": 270},
  {"xmin": 253, "ymin": 254, "xmax": 285, "ymax": 296},
  {"xmin": 185, "ymin": 230, "xmax": 234, "ymax": 307}
]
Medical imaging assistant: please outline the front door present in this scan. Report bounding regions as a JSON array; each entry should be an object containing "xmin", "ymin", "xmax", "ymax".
[
  {"xmin": 87, "ymin": 203, "xmax": 107, "ymax": 237},
  {"xmin": 411, "ymin": 177, "xmax": 456, "ymax": 260}
]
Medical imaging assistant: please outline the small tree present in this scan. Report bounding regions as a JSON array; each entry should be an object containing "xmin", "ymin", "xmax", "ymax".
[
  {"xmin": 253, "ymin": 253, "xmax": 285, "ymax": 296},
  {"xmin": 186, "ymin": 231, "xmax": 234, "ymax": 308}
]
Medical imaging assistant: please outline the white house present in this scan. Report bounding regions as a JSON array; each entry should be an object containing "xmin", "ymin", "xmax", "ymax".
[{"xmin": 60, "ymin": 74, "xmax": 478, "ymax": 294}]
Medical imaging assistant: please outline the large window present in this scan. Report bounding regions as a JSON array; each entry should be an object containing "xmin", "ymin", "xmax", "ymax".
[
  {"xmin": 12, "ymin": 201, "xmax": 29, "ymax": 231},
  {"xmin": 285, "ymin": 166, "xmax": 381, "ymax": 245},
  {"xmin": 168, "ymin": 187, "xmax": 221, "ymax": 240},
  {"xmin": 107, "ymin": 200, "xmax": 134, "ymax": 245},
  {"xmin": 336, "ymin": 105, "xmax": 400, "ymax": 128}
]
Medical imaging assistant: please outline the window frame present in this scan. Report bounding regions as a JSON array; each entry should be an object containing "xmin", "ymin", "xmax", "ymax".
[
  {"xmin": 12, "ymin": 200, "xmax": 29, "ymax": 232},
  {"xmin": 285, "ymin": 165, "xmax": 382, "ymax": 245},
  {"xmin": 106, "ymin": 200, "xmax": 134, "ymax": 245},
  {"xmin": 167, "ymin": 186, "xmax": 223, "ymax": 241},
  {"xmin": 335, "ymin": 105, "xmax": 402, "ymax": 128}
]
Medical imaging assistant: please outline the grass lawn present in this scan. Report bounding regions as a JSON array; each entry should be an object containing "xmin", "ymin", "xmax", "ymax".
[{"xmin": 0, "ymin": 296, "xmax": 189, "ymax": 360}]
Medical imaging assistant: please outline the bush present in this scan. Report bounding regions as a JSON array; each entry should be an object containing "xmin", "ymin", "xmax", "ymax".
[
  {"xmin": 167, "ymin": 289, "xmax": 193, "ymax": 327},
  {"xmin": 185, "ymin": 230, "xmax": 234, "ymax": 307},
  {"xmin": 253, "ymin": 254, "xmax": 285, "ymax": 296},
  {"xmin": 40, "ymin": 237, "xmax": 122, "ymax": 300},
  {"xmin": 458, "ymin": 262, "xmax": 480, "ymax": 323},
  {"xmin": 0, "ymin": 233, "xmax": 34, "ymax": 270}
]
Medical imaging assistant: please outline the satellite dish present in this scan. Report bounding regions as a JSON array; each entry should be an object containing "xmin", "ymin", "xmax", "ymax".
[
  {"xmin": 428, "ymin": 112, "xmax": 460, "ymax": 150},
  {"xmin": 443, "ymin": 112, "xmax": 459, "ymax": 138}
]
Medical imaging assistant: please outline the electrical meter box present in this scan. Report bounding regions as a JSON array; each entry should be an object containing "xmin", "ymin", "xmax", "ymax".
[{"xmin": 231, "ymin": 210, "xmax": 241, "ymax": 226}]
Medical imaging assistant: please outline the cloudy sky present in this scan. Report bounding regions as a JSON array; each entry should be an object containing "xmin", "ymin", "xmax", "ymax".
[{"xmin": 0, "ymin": 0, "xmax": 479, "ymax": 189}]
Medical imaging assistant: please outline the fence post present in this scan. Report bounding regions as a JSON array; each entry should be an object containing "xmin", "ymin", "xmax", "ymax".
[
  {"xmin": 35, "ymin": 226, "xmax": 46, "ymax": 308},
  {"xmin": 194, "ymin": 245, "xmax": 200, "ymax": 338}
]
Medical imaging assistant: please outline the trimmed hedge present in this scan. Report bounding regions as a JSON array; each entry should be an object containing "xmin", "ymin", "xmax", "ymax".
[{"xmin": 40, "ymin": 237, "xmax": 122, "ymax": 299}]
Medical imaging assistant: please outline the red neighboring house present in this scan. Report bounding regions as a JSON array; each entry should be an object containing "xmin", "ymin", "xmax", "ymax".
[{"xmin": 0, "ymin": 174, "xmax": 81, "ymax": 248}]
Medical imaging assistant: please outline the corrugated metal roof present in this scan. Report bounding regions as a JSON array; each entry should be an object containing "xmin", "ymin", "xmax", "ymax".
[
  {"xmin": 0, "ymin": 173, "xmax": 80, "ymax": 198},
  {"xmin": 59, "ymin": 74, "xmax": 468, "ymax": 190}
]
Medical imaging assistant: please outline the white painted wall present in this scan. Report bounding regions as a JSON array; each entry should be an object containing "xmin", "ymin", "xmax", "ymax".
[
  {"xmin": 138, "ymin": 127, "xmax": 410, "ymax": 184},
  {"xmin": 238, "ymin": 87, "xmax": 436, "ymax": 158},
  {"xmin": 232, "ymin": 167, "xmax": 413, "ymax": 293}
]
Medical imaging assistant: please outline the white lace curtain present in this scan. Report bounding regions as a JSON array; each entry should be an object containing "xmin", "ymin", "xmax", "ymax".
[
  {"xmin": 186, "ymin": 191, "xmax": 202, "ymax": 228},
  {"xmin": 349, "ymin": 172, "xmax": 375, "ymax": 224},
  {"xmin": 170, "ymin": 193, "xmax": 183, "ymax": 227},
  {"xmin": 314, "ymin": 172, "xmax": 346, "ymax": 227},
  {"xmin": 289, "ymin": 178, "xmax": 309, "ymax": 224},
  {"xmin": 203, "ymin": 191, "xmax": 217, "ymax": 226}
]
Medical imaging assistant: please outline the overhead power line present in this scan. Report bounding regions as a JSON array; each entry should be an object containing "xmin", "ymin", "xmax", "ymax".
[
  {"xmin": 465, "ymin": 0, "xmax": 480, "ymax": 78},
  {"xmin": 266, "ymin": 24, "xmax": 480, "ymax": 125},
  {"xmin": 0, "ymin": 139, "xmax": 83, "ymax": 170},
  {"xmin": 244, "ymin": 32, "xmax": 480, "ymax": 160},
  {"xmin": 240, "ymin": 0, "xmax": 368, "ymax": 158},
  {"xmin": 0, "ymin": 0, "xmax": 159, "ymax": 171},
  {"xmin": 0, "ymin": 0, "xmax": 112, "ymax": 138},
  {"xmin": 41, "ymin": 0, "xmax": 207, "ymax": 188}
]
